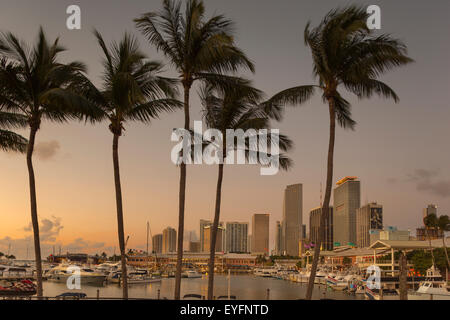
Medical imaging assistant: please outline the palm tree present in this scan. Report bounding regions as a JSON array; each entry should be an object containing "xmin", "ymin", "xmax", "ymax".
[
  {"xmin": 437, "ymin": 215, "xmax": 450, "ymax": 269},
  {"xmin": 200, "ymin": 83, "xmax": 292, "ymax": 299},
  {"xmin": 75, "ymin": 30, "xmax": 182, "ymax": 299},
  {"xmin": 423, "ymin": 213, "xmax": 438, "ymax": 266},
  {"xmin": 264, "ymin": 6, "xmax": 413, "ymax": 299},
  {"xmin": 0, "ymin": 28, "xmax": 100, "ymax": 297},
  {"xmin": 135, "ymin": 0, "xmax": 254, "ymax": 299},
  {"xmin": 0, "ymin": 110, "xmax": 28, "ymax": 152}
]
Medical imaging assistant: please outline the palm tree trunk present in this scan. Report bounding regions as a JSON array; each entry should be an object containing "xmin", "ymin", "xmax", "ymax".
[
  {"xmin": 399, "ymin": 251, "xmax": 408, "ymax": 300},
  {"xmin": 443, "ymin": 237, "xmax": 450, "ymax": 270},
  {"xmin": 175, "ymin": 84, "xmax": 191, "ymax": 300},
  {"xmin": 27, "ymin": 124, "xmax": 43, "ymax": 298},
  {"xmin": 425, "ymin": 227, "xmax": 436, "ymax": 266},
  {"xmin": 112, "ymin": 133, "xmax": 128, "ymax": 299},
  {"xmin": 207, "ymin": 163, "xmax": 224, "ymax": 300},
  {"xmin": 305, "ymin": 97, "xmax": 335, "ymax": 300}
]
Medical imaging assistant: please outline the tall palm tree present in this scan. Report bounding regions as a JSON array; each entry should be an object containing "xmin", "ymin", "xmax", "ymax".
[
  {"xmin": 135, "ymin": 0, "xmax": 254, "ymax": 299},
  {"xmin": 200, "ymin": 83, "xmax": 293, "ymax": 299},
  {"xmin": 424, "ymin": 213, "xmax": 439, "ymax": 266},
  {"xmin": 0, "ymin": 110, "xmax": 28, "ymax": 152},
  {"xmin": 75, "ymin": 30, "xmax": 182, "ymax": 299},
  {"xmin": 264, "ymin": 6, "xmax": 413, "ymax": 299},
  {"xmin": 0, "ymin": 28, "xmax": 100, "ymax": 297},
  {"xmin": 437, "ymin": 215, "xmax": 450, "ymax": 269}
]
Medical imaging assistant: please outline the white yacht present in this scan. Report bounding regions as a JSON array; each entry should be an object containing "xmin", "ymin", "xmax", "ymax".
[
  {"xmin": 182, "ymin": 270, "xmax": 202, "ymax": 278},
  {"xmin": 408, "ymin": 266, "xmax": 450, "ymax": 300},
  {"xmin": 46, "ymin": 264, "xmax": 106, "ymax": 285}
]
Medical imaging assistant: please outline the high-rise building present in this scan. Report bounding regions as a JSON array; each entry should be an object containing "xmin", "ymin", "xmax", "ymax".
[
  {"xmin": 203, "ymin": 225, "xmax": 225, "ymax": 253},
  {"xmin": 333, "ymin": 177, "xmax": 360, "ymax": 247},
  {"xmin": 200, "ymin": 219, "xmax": 212, "ymax": 252},
  {"xmin": 356, "ymin": 202, "xmax": 383, "ymax": 248},
  {"xmin": 309, "ymin": 206, "xmax": 334, "ymax": 251},
  {"xmin": 417, "ymin": 204, "xmax": 442, "ymax": 240},
  {"xmin": 152, "ymin": 234, "xmax": 163, "ymax": 254},
  {"xmin": 282, "ymin": 184, "xmax": 303, "ymax": 256},
  {"xmin": 252, "ymin": 214, "xmax": 270, "ymax": 255},
  {"xmin": 225, "ymin": 222, "xmax": 248, "ymax": 253},
  {"xmin": 162, "ymin": 227, "xmax": 177, "ymax": 253},
  {"xmin": 423, "ymin": 204, "xmax": 438, "ymax": 219},
  {"xmin": 200, "ymin": 219, "xmax": 224, "ymax": 252},
  {"xmin": 188, "ymin": 240, "xmax": 201, "ymax": 253},
  {"xmin": 274, "ymin": 221, "xmax": 282, "ymax": 255}
]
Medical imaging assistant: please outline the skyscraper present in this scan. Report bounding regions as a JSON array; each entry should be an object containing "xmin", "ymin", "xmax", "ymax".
[
  {"xmin": 309, "ymin": 206, "xmax": 334, "ymax": 251},
  {"xmin": 152, "ymin": 234, "xmax": 163, "ymax": 254},
  {"xmin": 274, "ymin": 221, "xmax": 282, "ymax": 256},
  {"xmin": 417, "ymin": 204, "xmax": 442, "ymax": 240},
  {"xmin": 333, "ymin": 177, "xmax": 360, "ymax": 247},
  {"xmin": 200, "ymin": 220, "xmax": 224, "ymax": 252},
  {"xmin": 423, "ymin": 204, "xmax": 438, "ymax": 219},
  {"xmin": 282, "ymin": 184, "xmax": 303, "ymax": 256},
  {"xmin": 252, "ymin": 214, "xmax": 270, "ymax": 255},
  {"xmin": 203, "ymin": 225, "xmax": 225, "ymax": 253},
  {"xmin": 356, "ymin": 202, "xmax": 383, "ymax": 248},
  {"xmin": 162, "ymin": 227, "xmax": 177, "ymax": 253},
  {"xmin": 225, "ymin": 222, "xmax": 248, "ymax": 253},
  {"xmin": 200, "ymin": 219, "xmax": 212, "ymax": 252}
]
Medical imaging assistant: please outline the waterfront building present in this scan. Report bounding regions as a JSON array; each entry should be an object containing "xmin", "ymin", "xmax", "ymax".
[
  {"xmin": 203, "ymin": 225, "xmax": 225, "ymax": 253},
  {"xmin": 162, "ymin": 227, "xmax": 177, "ymax": 253},
  {"xmin": 152, "ymin": 234, "xmax": 163, "ymax": 254},
  {"xmin": 282, "ymin": 184, "xmax": 303, "ymax": 256},
  {"xmin": 225, "ymin": 222, "xmax": 248, "ymax": 253},
  {"xmin": 356, "ymin": 202, "xmax": 383, "ymax": 248},
  {"xmin": 252, "ymin": 214, "xmax": 270, "ymax": 255},
  {"xmin": 333, "ymin": 177, "xmax": 360, "ymax": 247},
  {"xmin": 309, "ymin": 206, "xmax": 334, "ymax": 251}
]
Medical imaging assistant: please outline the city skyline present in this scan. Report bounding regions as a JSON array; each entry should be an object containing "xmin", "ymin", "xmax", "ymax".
[{"xmin": 1, "ymin": 0, "xmax": 450, "ymax": 260}]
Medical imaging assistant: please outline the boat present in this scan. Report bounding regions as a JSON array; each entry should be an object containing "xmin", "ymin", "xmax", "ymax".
[
  {"xmin": 46, "ymin": 264, "xmax": 106, "ymax": 285},
  {"xmin": 0, "ymin": 265, "xmax": 34, "ymax": 279},
  {"xmin": 0, "ymin": 279, "xmax": 36, "ymax": 297},
  {"xmin": 315, "ymin": 270, "xmax": 328, "ymax": 284},
  {"xmin": 182, "ymin": 270, "xmax": 202, "ymax": 278},
  {"xmin": 127, "ymin": 270, "xmax": 162, "ymax": 284},
  {"xmin": 408, "ymin": 266, "xmax": 450, "ymax": 300},
  {"xmin": 94, "ymin": 262, "xmax": 120, "ymax": 276},
  {"xmin": 365, "ymin": 286, "xmax": 399, "ymax": 300}
]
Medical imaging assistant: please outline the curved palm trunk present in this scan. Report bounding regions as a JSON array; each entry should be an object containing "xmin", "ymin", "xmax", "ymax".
[
  {"xmin": 112, "ymin": 133, "xmax": 128, "ymax": 299},
  {"xmin": 305, "ymin": 98, "xmax": 335, "ymax": 300},
  {"xmin": 27, "ymin": 125, "xmax": 43, "ymax": 298},
  {"xmin": 175, "ymin": 85, "xmax": 191, "ymax": 300},
  {"xmin": 442, "ymin": 237, "xmax": 450, "ymax": 270},
  {"xmin": 207, "ymin": 163, "xmax": 224, "ymax": 300}
]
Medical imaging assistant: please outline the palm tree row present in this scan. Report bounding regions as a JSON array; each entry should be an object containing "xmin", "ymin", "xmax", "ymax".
[{"xmin": 0, "ymin": 2, "xmax": 413, "ymax": 300}]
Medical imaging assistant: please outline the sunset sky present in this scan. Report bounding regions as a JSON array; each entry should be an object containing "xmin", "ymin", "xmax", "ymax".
[{"xmin": 1, "ymin": 0, "xmax": 449, "ymax": 259}]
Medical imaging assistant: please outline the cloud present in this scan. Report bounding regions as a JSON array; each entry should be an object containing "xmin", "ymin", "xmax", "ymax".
[
  {"xmin": 408, "ymin": 169, "xmax": 450, "ymax": 198},
  {"xmin": 34, "ymin": 140, "xmax": 60, "ymax": 160},
  {"xmin": 23, "ymin": 216, "xmax": 63, "ymax": 242}
]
